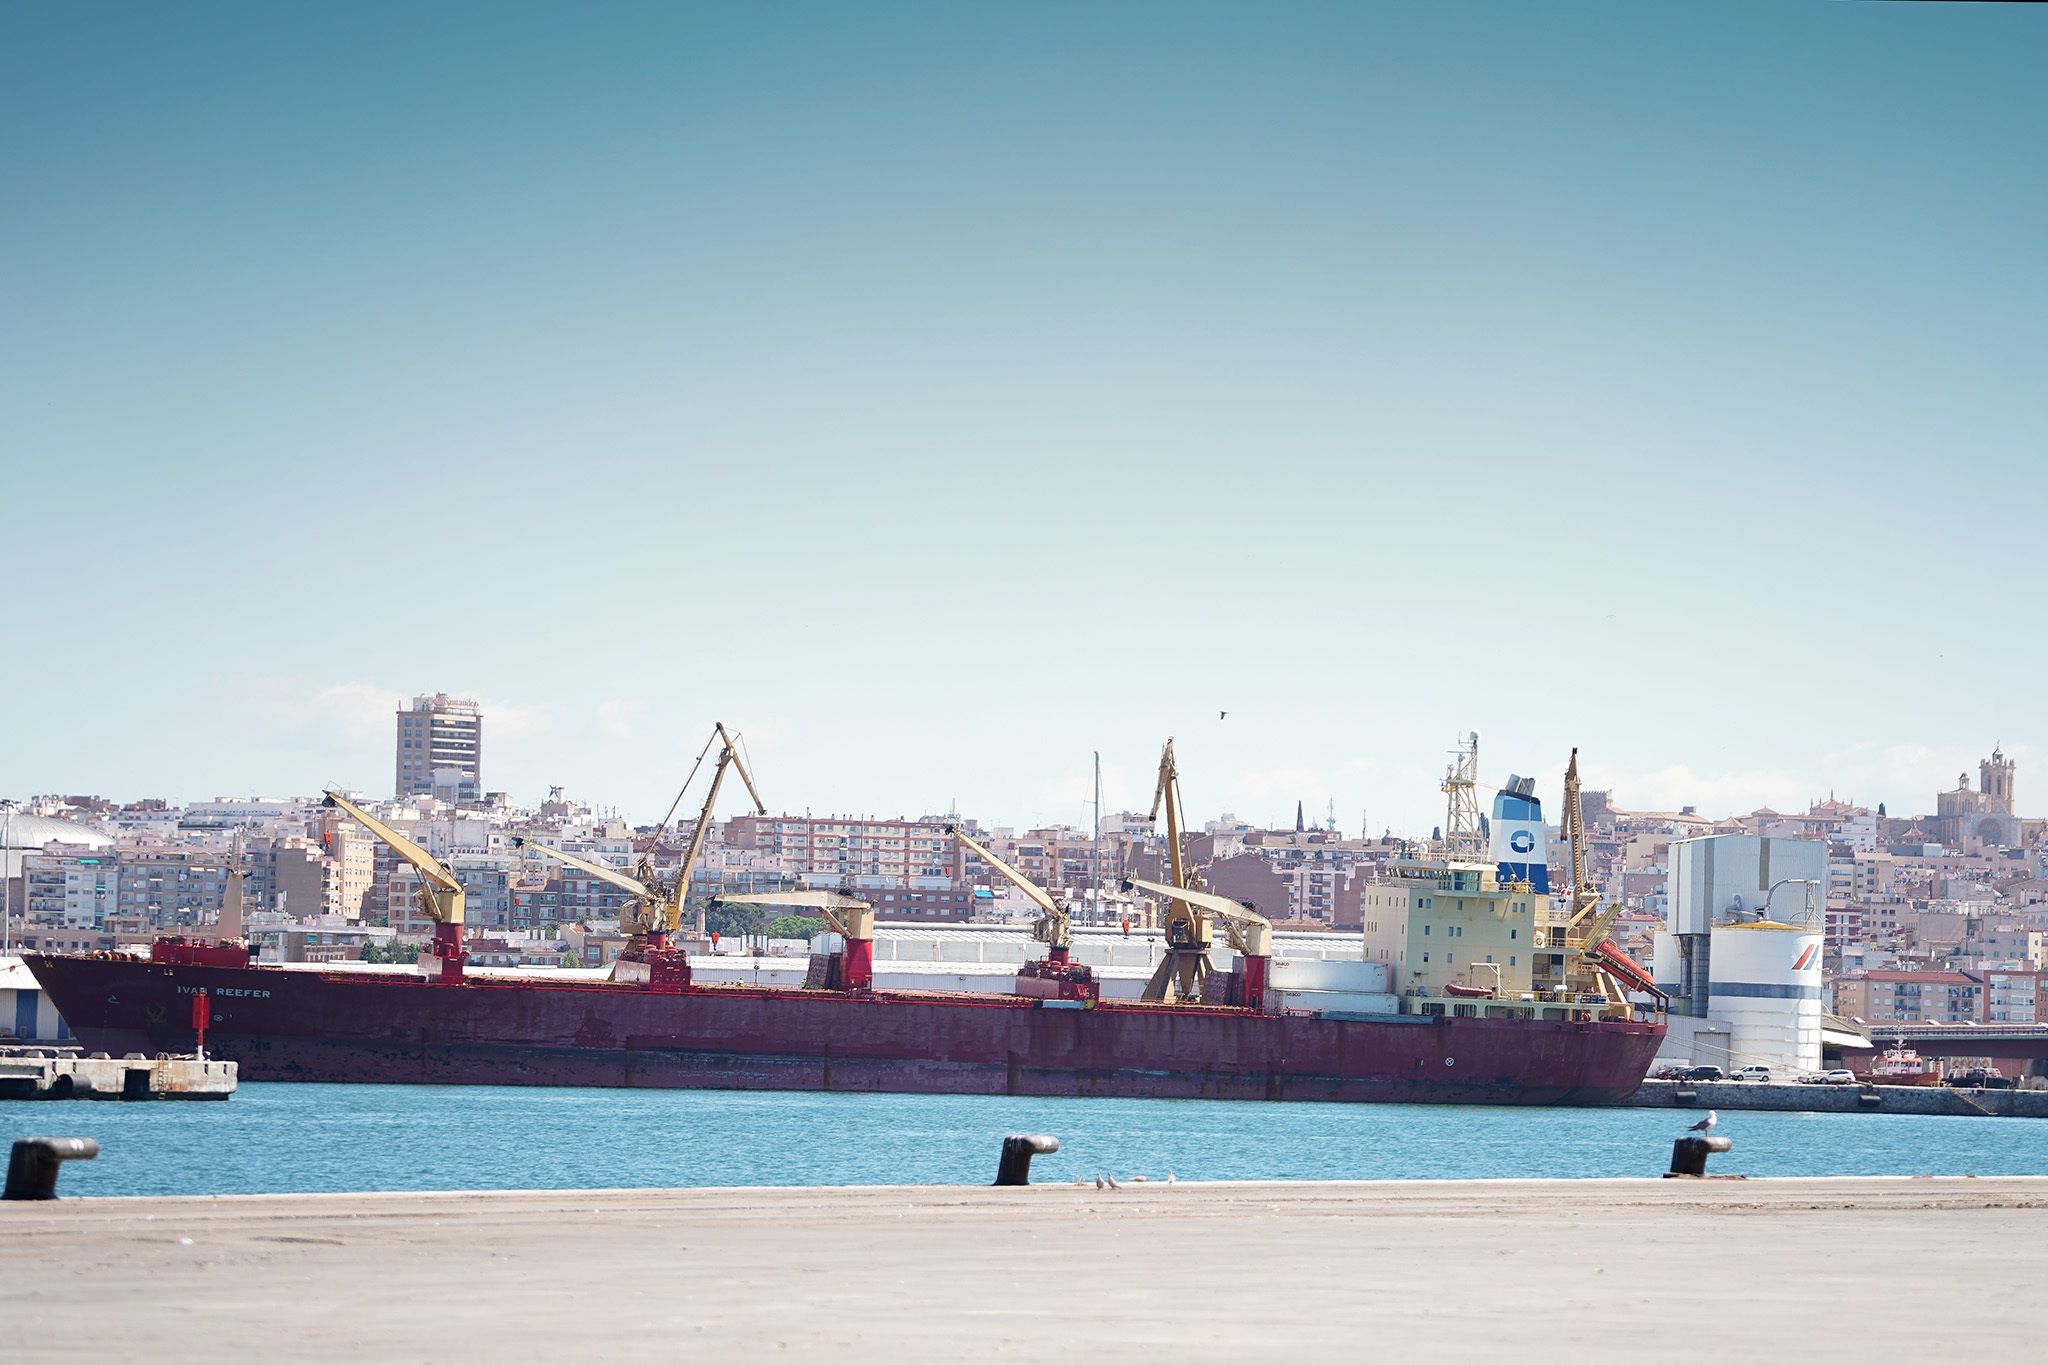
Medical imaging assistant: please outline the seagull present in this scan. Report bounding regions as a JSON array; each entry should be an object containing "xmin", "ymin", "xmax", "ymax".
[
  {"xmin": 1105, "ymin": 1173, "xmax": 1121, "ymax": 1190},
  {"xmin": 1686, "ymin": 1110, "xmax": 1718, "ymax": 1134},
  {"xmin": 1165, "ymin": 1171, "xmax": 1177, "ymax": 1185},
  {"xmin": 1094, "ymin": 1172, "xmax": 1105, "ymax": 1189}
]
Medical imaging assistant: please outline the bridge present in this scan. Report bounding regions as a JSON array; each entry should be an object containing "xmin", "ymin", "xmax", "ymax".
[{"xmin": 1866, "ymin": 1023, "xmax": 2048, "ymax": 1076}]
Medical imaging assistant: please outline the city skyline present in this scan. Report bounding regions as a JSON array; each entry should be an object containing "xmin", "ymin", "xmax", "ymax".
[
  {"xmin": 0, "ymin": 691, "xmax": 2030, "ymax": 842},
  {"xmin": 6, "ymin": 3, "xmax": 2045, "ymax": 834}
]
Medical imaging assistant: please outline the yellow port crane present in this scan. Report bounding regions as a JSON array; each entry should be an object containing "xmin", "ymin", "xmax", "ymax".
[
  {"xmin": 1139, "ymin": 737, "xmax": 1215, "ymax": 1003},
  {"xmin": 323, "ymin": 791, "xmax": 468, "ymax": 984},
  {"xmin": 513, "ymin": 721, "xmax": 763, "ymax": 987},
  {"xmin": 1558, "ymin": 748, "xmax": 1663, "ymax": 1017},
  {"xmin": 945, "ymin": 825, "xmax": 1098, "ymax": 1001},
  {"xmin": 1122, "ymin": 876, "xmax": 1274, "ymax": 1011},
  {"xmin": 709, "ymin": 889, "xmax": 876, "ymax": 992}
]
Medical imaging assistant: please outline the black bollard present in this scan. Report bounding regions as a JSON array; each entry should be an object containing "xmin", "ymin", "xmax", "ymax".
[
  {"xmin": 4, "ymin": 1138, "xmax": 101, "ymax": 1200},
  {"xmin": 1665, "ymin": 1135, "xmax": 1732, "ymax": 1178},
  {"xmin": 993, "ymin": 1133, "xmax": 1059, "ymax": 1186}
]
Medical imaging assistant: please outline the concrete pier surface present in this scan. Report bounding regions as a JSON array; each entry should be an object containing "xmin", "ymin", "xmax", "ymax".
[{"xmin": 5, "ymin": 1178, "xmax": 2045, "ymax": 1363}]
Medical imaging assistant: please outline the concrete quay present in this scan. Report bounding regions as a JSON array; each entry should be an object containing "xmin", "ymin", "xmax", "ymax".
[
  {"xmin": 4, "ymin": 1177, "xmax": 2045, "ymax": 1363},
  {"xmin": 0, "ymin": 1046, "xmax": 236, "ymax": 1101},
  {"xmin": 1625, "ymin": 1076, "xmax": 2048, "ymax": 1118}
]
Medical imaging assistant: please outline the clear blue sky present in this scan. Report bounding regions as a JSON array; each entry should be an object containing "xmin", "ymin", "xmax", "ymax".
[{"xmin": 4, "ymin": 2, "xmax": 2044, "ymax": 833}]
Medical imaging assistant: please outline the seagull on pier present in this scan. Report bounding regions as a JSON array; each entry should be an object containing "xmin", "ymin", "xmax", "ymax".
[
  {"xmin": 1686, "ymin": 1110, "xmax": 1718, "ymax": 1134},
  {"xmin": 1105, "ymin": 1173, "xmax": 1121, "ymax": 1190},
  {"xmin": 1094, "ymin": 1172, "xmax": 1105, "ymax": 1189}
]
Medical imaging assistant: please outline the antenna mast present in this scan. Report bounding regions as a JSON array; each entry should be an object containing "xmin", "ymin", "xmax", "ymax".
[
  {"xmin": 1092, "ymin": 750, "xmax": 1102, "ymax": 910},
  {"xmin": 1441, "ymin": 731, "xmax": 1483, "ymax": 861}
]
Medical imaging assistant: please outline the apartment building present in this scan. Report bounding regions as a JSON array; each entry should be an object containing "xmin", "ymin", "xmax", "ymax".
[
  {"xmin": 723, "ymin": 814, "xmax": 965, "ymax": 881},
  {"xmin": 21, "ymin": 847, "xmax": 118, "ymax": 928},
  {"xmin": 1832, "ymin": 969, "xmax": 1983, "ymax": 1024},
  {"xmin": 1982, "ymin": 967, "xmax": 2048, "ymax": 1024}
]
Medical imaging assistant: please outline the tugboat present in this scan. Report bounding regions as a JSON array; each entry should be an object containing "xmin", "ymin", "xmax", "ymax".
[{"xmin": 1856, "ymin": 1041, "xmax": 1944, "ymax": 1087}]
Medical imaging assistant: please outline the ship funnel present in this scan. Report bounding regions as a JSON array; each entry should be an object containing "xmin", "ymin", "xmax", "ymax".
[{"xmin": 1489, "ymin": 779, "xmax": 1549, "ymax": 892}]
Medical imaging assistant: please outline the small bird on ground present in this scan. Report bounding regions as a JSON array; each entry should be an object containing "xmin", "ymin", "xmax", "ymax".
[
  {"xmin": 1105, "ymin": 1173, "xmax": 1121, "ymax": 1189},
  {"xmin": 1686, "ymin": 1110, "xmax": 1718, "ymax": 1134},
  {"xmin": 1166, "ymin": 1171, "xmax": 1177, "ymax": 1185},
  {"xmin": 1093, "ymin": 1172, "xmax": 1105, "ymax": 1189}
]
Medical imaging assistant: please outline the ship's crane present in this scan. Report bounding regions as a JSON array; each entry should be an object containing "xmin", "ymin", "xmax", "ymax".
[
  {"xmin": 1140, "ymin": 738, "xmax": 1214, "ymax": 1003},
  {"xmin": 710, "ymin": 889, "xmax": 876, "ymax": 992},
  {"xmin": 945, "ymin": 825, "xmax": 1098, "ymax": 1002},
  {"xmin": 1558, "ymin": 749, "xmax": 1664, "ymax": 1017},
  {"xmin": 324, "ymin": 791, "xmax": 467, "ymax": 984},
  {"xmin": 513, "ymin": 721, "xmax": 763, "ymax": 989},
  {"xmin": 1123, "ymin": 876, "xmax": 1274, "ymax": 1012}
]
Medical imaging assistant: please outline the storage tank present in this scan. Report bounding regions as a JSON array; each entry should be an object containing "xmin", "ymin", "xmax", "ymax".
[{"xmin": 1706, "ymin": 921, "xmax": 1823, "ymax": 1074}]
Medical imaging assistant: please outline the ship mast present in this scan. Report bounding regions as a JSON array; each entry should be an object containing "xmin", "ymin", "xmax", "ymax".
[{"xmin": 1441, "ymin": 732, "xmax": 1483, "ymax": 861}]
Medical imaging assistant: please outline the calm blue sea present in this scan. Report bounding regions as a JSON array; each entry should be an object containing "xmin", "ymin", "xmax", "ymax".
[{"xmin": 16, "ymin": 1084, "xmax": 2048, "ymax": 1198}]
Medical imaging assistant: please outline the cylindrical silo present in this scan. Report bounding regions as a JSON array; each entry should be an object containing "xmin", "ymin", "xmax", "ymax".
[{"xmin": 1707, "ymin": 921, "xmax": 1823, "ymax": 1074}]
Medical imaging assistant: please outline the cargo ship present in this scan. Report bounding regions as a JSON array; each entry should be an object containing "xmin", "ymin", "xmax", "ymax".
[
  {"xmin": 21, "ymin": 740, "xmax": 1666, "ymax": 1106},
  {"xmin": 23, "ymin": 946, "xmax": 1661, "ymax": 1103}
]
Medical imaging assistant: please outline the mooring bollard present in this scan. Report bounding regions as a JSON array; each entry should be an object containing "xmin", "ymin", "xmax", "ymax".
[
  {"xmin": 1665, "ymin": 1135, "xmax": 1732, "ymax": 1178},
  {"xmin": 993, "ymin": 1133, "xmax": 1059, "ymax": 1186},
  {"xmin": 4, "ymin": 1137, "xmax": 101, "ymax": 1200}
]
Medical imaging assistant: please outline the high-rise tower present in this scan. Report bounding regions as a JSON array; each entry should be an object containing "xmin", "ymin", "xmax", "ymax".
[{"xmin": 395, "ymin": 693, "xmax": 484, "ymax": 804}]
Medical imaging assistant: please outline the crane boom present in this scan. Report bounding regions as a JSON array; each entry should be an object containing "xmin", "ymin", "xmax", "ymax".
[
  {"xmin": 323, "ymin": 790, "xmax": 467, "ymax": 983},
  {"xmin": 673, "ymin": 723, "xmax": 766, "ymax": 937},
  {"xmin": 325, "ymin": 792, "xmax": 461, "ymax": 900},
  {"xmin": 713, "ymin": 890, "xmax": 876, "ymax": 991},
  {"xmin": 1121, "ymin": 876, "xmax": 1272, "ymax": 956},
  {"xmin": 946, "ymin": 825, "xmax": 1069, "ymax": 948},
  {"xmin": 510, "ymin": 838, "xmax": 652, "ymax": 899}
]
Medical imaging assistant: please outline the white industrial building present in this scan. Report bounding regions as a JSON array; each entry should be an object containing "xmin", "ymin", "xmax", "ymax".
[
  {"xmin": 0, "ymin": 957, "xmax": 70, "ymax": 1042},
  {"xmin": 1652, "ymin": 834, "xmax": 1829, "ymax": 1075}
]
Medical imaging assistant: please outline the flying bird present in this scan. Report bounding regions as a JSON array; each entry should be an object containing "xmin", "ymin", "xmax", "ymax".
[
  {"xmin": 1686, "ymin": 1110, "xmax": 1718, "ymax": 1134},
  {"xmin": 1219, "ymin": 711, "xmax": 1227, "ymax": 720}
]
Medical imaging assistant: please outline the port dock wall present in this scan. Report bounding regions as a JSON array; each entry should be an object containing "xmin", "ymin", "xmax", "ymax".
[
  {"xmin": 1623, "ymin": 1077, "xmax": 2048, "ymax": 1118},
  {"xmin": 0, "ymin": 1047, "xmax": 236, "ymax": 1101}
]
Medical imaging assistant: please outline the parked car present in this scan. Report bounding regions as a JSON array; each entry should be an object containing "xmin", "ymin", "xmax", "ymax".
[
  {"xmin": 1732, "ymin": 1066, "xmax": 1772, "ymax": 1082},
  {"xmin": 1679, "ymin": 1065, "xmax": 1725, "ymax": 1082},
  {"xmin": 1650, "ymin": 1065, "xmax": 1688, "ymax": 1080},
  {"xmin": 1818, "ymin": 1069, "xmax": 1856, "ymax": 1085}
]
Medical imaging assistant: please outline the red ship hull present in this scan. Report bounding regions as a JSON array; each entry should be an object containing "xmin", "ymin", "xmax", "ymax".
[{"xmin": 24, "ymin": 954, "xmax": 1663, "ymax": 1105}]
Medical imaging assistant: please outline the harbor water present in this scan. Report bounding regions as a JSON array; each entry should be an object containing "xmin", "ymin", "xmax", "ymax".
[{"xmin": 17, "ymin": 1083, "xmax": 2048, "ymax": 1197}]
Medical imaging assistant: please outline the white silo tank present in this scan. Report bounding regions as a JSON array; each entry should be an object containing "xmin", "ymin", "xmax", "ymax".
[{"xmin": 1707, "ymin": 922, "xmax": 1823, "ymax": 1074}]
